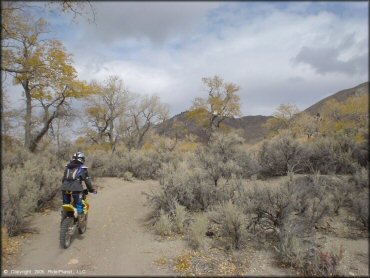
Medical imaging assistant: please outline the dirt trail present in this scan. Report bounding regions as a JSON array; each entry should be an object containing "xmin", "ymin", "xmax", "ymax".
[
  {"xmin": 4, "ymin": 178, "xmax": 184, "ymax": 276},
  {"xmin": 3, "ymin": 178, "xmax": 368, "ymax": 276}
]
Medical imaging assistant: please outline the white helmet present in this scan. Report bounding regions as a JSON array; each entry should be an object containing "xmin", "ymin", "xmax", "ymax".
[{"xmin": 72, "ymin": 152, "xmax": 85, "ymax": 163}]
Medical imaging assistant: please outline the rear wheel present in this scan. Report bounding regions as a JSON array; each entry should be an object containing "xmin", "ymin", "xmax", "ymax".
[
  {"xmin": 60, "ymin": 217, "xmax": 74, "ymax": 249},
  {"xmin": 78, "ymin": 214, "xmax": 88, "ymax": 234}
]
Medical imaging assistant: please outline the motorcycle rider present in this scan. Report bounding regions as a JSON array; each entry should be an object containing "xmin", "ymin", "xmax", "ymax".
[{"xmin": 61, "ymin": 152, "xmax": 97, "ymax": 215}]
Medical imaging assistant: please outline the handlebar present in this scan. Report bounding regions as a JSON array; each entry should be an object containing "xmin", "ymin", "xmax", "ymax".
[{"xmin": 82, "ymin": 189, "xmax": 98, "ymax": 195}]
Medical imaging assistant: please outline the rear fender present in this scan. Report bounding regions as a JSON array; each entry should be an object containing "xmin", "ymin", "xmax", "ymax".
[{"xmin": 62, "ymin": 204, "xmax": 77, "ymax": 218}]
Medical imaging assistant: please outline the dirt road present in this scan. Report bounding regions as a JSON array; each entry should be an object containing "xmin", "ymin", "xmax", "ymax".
[{"xmin": 4, "ymin": 178, "xmax": 184, "ymax": 276}]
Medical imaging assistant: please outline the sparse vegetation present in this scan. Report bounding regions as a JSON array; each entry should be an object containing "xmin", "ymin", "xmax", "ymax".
[
  {"xmin": 209, "ymin": 201, "xmax": 246, "ymax": 250},
  {"xmin": 172, "ymin": 202, "xmax": 188, "ymax": 234},
  {"xmin": 353, "ymin": 197, "xmax": 369, "ymax": 228},
  {"xmin": 154, "ymin": 210, "xmax": 172, "ymax": 237},
  {"xmin": 187, "ymin": 215, "xmax": 208, "ymax": 250}
]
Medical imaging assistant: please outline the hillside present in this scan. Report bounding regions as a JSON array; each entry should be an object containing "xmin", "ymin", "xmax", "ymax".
[
  {"xmin": 156, "ymin": 82, "xmax": 369, "ymax": 143},
  {"xmin": 222, "ymin": 115, "xmax": 272, "ymax": 143},
  {"xmin": 304, "ymin": 82, "xmax": 368, "ymax": 115},
  {"xmin": 155, "ymin": 112, "xmax": 272, "ymax": 143}
]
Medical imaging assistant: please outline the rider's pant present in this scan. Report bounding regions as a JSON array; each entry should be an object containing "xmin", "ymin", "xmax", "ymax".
[{"xmin": 62, "ymin": 191, "xmax": 84, "ymax": 214}]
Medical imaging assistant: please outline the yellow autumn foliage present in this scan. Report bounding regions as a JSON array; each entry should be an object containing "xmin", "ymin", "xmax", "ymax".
[
  {"xmin": 187, "ymin": 75, "xmax": 241, "ymax": 132},
  {"xmin": 320, "ymin": 94, "xmax": 368, "ymax": 142}
]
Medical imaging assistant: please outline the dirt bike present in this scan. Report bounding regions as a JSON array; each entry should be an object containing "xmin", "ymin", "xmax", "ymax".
[{"xmin": 60, "ymin": 189, "xmax": 94, "ymax": 249}]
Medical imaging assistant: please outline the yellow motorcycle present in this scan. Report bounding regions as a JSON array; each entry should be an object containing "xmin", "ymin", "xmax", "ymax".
[{"xmin": 60, "ymin": 189, "xmax": 92, "ymax": 249}]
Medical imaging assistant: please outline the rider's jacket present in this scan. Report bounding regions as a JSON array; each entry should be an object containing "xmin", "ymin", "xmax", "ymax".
[{"xmin": 61, "ymin": 160, "xmax": 93, "ymax": 192}]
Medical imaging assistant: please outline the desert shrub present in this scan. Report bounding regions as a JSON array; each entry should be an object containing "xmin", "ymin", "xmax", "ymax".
[
  {"xmin": 1, "ymin": 146, "xmax": 34, "ymax": 169},
  {"xmin": 196, "ymin": 132, "xmax": 248, "ymax": 184},
  {"xmin": 305, "ymin": 138, "xmax": 340, "ymax": 174},
  {"xmin": 235, "ymin": 150, "xmax": 261, "ymax": 178},
  {"xmin": 152, "ymin": 136, "xmax": 179, "ymax": 165},
  {"xmin": 352, "ymin": 197, "xmax": 369, "ymax": 228},
  {"xmin": 122, "ymin": 171, "xmax": 134, "ymax": 181},
  {"xmin": 188, "ymin": 214, "xmax": 208, "ymax": 250},
  {"xmin": 155, "ymin": 160, "xmax": 205, "ymax": 211},
  {"xmin": 147, "ymin": 131, "xmax": 251, "ymax": 215},
  {"xmin": 89, "ymin": 149, "xmax": 163, "ymax": 179},
  {"xmin": 329, "ymin": 184, "xmax": 351, "ymax": 215},
  {"xmin": 89, "ymin": 150, "xmax": 130, "ymax": 178},
  {"xmin": 89, "ymin": 150, "xmax": 112, "ymax": 177},
  {"xmin": 2, "ymin": 175, "xmax": 24, "ymax": 236},
  {"xmin": 289, "ymin": 175, "xmax": 333, "ymax": 225},
  {"xmin": 145, "ymin": 187, "xmax": 177, "ymax": 225},
  {"xmin": 275, "ymin": 226, "xmax": 344, "ymax": 276},
  {"xmin": 335, "ymin": 151, "xmax": 358, "ymax": 174},
  {"xmin": 154, "ymin": 210, "xmax": 172, "ymax": 236},
  {"xmin": 319, "ymin": 176, "xmax": 352, "ymax": 215},
  {"xmin": 242, "ymin": 175, "xmax": 333, "ymax": 241},
  {"xmin": 352, "ymin": 141, "xmax": 368, "ymax": 167},
  {"xmin": 157, "ymin": 159, "xmax": 206, "ymax": 210},
  {"xmin": 303, "ymin": 245, "xmax": 344, "ymax": 276},
  {"xmin": 2, "ymin": 147, "xmax": 62, "ymax": 236},
  {"xmin": 150, "ymin": 157, "xmax": 245, "ymax": 213},
  {"xmin": 258, "ymin": 134, "xmax": 307, "ymax": 177},
  {"xmin": 274, "ymin": 225, "xmax": 307, "ymax": 270},
  {"xmin": 126, "ymin": 150, "xmax": 162, "ymax": 179},
  {"xmin": 351, "ymin": 167, "xmax": 369, "ymax": 189},
  {"xmin": 243, "ymin": 183, "xmax": 293, "ymax": 238},
  {"xmin": 105, "ymin": 155, "xmax": 129, "ymax": 178},
  {"xmin": 56, "ymin": 140, "xmax": 73, "ymax": 161},
  {"xmin": 209, "ymin": 201, "xmax": 246, "ymax": 250},
  {"xmin": 172, "ymin": 202, "xmax": 188, "ymax": 234},
  {"xmin": 306, "ymin": 137, "xmax": 357, "ymax": 174}
]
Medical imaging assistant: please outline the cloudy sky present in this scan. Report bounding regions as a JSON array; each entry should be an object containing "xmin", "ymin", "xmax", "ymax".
[{"xmin": 7, "ymin": 1, "xmax": 369, "ymax": 117}]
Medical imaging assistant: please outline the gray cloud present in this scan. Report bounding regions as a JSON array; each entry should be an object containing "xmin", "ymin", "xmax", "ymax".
[
  {"xmin": 292, "ymin": 34, "xmax": 367, "ymax": 75},
  {"xmin": 80, "ymin": 2, "xmax": 221, "ymax": 44}
]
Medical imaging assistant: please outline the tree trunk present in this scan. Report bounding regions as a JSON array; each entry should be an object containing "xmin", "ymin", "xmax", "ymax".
[
  {"xmin": 24, "ymin": 85, "xmax": 32, "ymax": 150},
  {"xmin": 29, "ymin": 111, "xmax": 58, "ymax": 152},
  {"xmin": 109, "ymin": 120, "xmax": 114, "ymax": 145},
  {"xmin": 57, "ymin": 117, "xmax": 61, "ymax": 153},
  {"xmin": 28, "ymin": 89, "xmax": 67, "ymax": 152}
]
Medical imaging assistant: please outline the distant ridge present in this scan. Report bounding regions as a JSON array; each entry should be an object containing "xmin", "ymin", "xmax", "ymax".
[{"xmin": 156, "ymin": 82, "xmax": 369, "ymax": 143}]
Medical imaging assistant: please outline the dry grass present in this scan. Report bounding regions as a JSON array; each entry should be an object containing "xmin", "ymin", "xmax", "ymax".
[
  {"xmin": 154, "ymin": 210, "xmax": 172, "ymax": 237},
  {"xmin": 171, "ymin": 249, "xmax": 249, "ymax": 276},
  {"xmin": 187, "ymin": 214, "xmax": 208, "ymax": 250},
  {"xmin": 1, "ymin": 227, "xmax": 29, "ymax": 270},
  {"xmin": 153, "ymin": 256, "xmax": 169, "ymax": 267}
]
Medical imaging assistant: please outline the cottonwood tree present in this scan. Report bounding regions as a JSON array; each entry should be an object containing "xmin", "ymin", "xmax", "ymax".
[
  {"xmin": 1, "ymin": 1, "xmax": 95, "ymax": 30},
  {"xmin": 157, "ymin": 103, "xmax": 170, "ymax": 136},
  {"xmin": 125, "ymin": 95, "xmax": 169, "ymax": 149},
  {"xmin": 1, "ymin": 13, "xmax": 91, "ymax": 152},
  {"xmin": 263, "ymin": 103, "xmax": 300, "ymax": 137},
  {"xmin": 293, "ymin": 112, "xmax": 319, "ymax": 139},
  {"xmin": 84, "ymin": 76, "xmax": 130, "ymax": 149},
  {"xmin": 187, "ymin": 75, "xmax": 241, "ymax": 141},
  {"xmin": 46, "ymin": 1, "xmax": 96, "ymax": 22}
]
